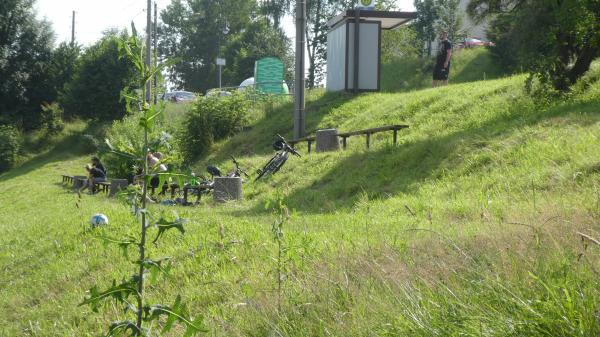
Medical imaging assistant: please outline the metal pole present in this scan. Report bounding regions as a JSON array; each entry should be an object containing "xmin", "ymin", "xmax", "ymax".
[
  {"xmin": 353, "ymin": 8, "xmax": 360, "ymax": 94},
  {"xmin": 219, "ymin": 65, "xmax": 222, "ymax": 89},
  {"xmin": 145, "ymin": 0, "xmax": 152, "ymax": 103},
  {"xmin": 71, "ymin": 11, "xmax": 75, "ymax": 46},
  {"xmin": 153, "ymin": 2, "xmax": 158, "ymax": 104},
  {"xmin": 294, "ymin": 0, "xmax": 306, "ymax": 139}
]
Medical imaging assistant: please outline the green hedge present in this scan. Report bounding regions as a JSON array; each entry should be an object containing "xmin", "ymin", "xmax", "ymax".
[{"xmin": 181, "ymin": 93, "xmax": 249, "ymax": 160}]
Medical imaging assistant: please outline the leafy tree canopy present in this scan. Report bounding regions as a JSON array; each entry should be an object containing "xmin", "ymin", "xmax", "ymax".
[
  {"xmin": 0, "ymin": 0, "xmax": 56, "ymax": 129},
  {"xmin": 468, "ymin": 0, "xmax": 600, "ymax": 91},
  {"xmin": 61, "ymin": 30, "xmax": 139, "ymax": 121},
  {"xmin": 158, "ymin": 0, "xmax": 258, "ymax": 93}
]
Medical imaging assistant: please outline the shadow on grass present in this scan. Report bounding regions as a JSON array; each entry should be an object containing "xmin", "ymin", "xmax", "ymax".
[{"xmin": 240, "ymin": 95, "xmax": 600, "ymax": 215}]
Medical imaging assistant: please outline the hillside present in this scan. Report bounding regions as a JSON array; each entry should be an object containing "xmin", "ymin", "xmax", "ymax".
[
  {"xmin": 381, "ymin": 48, "xmax": 508, "ymax": 92},
  {"xmin": 1, "ymin": 62, "xmax": 600, "ymax": 336}
]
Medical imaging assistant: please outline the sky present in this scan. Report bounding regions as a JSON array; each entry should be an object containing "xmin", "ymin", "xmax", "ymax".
[{"xmin": 35, "ymin": 0, "xmax": 416, "ymax": 47}]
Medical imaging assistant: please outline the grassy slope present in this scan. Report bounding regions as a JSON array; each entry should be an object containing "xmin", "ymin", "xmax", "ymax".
[
  {"xmin": 381, "ymin": 48, "xmax": 508, "ymax": 92},
  {"xmin": 1, "ymin": 62, "xmax": 600, "ymax": 336}
]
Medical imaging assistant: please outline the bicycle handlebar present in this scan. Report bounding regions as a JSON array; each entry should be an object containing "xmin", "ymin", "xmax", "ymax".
[{"xmin": 275, "ymin": 134, "xmax": 301, "ymax": 157}]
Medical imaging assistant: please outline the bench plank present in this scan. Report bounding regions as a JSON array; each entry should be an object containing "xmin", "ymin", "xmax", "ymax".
[{"xmin": 337, "ymin": 124, "xmax": 409, "ymax": 137}]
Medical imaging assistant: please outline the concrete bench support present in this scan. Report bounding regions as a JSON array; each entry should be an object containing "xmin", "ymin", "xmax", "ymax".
[
  {"xmin": 72, "ymin": 176, "xmax": 87, "ymax": 191},
  {"xmin": 316, "ymin": 128, "xmax": 340, "ymax": 152},
  {"xmin": 109, "ymin": 179, "xmax": 129, "ymax": 197},
  {"xmin": 213, "ymin": 177, "xmax": 243, "ymax": 202}
]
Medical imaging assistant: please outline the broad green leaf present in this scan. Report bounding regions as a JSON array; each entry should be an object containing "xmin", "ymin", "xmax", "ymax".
[
  {"xmin": 152, "ymin": 216, "xmax": 186, "ymax": 243},
  {"xmin": 104, "ymin": 320, "xmax": 140, "ymax": 337},
  {"xmin": 79, "ymin": 277, "xmax": 140, "ymax": 312}
]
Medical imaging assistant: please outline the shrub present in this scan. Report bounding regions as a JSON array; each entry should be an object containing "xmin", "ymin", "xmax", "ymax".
[
  {"xmin": 181, "ymin": 92, "xmax": 249, "ymax": 160},
  {"xmin": 40, "ymin": 102, "xmax": 65, "ymax": 134},
  {"xmin": 101, "ymin": 111, "xmax": 183, "ymax": 180},
  {"xmin": 0, "ymin": 125, "xmax": 21, "ymax": 172}
]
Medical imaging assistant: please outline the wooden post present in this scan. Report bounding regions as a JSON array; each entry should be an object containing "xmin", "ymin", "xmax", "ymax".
[
  {"xmin": 393, "ymin": 129, "xmax": 398, "ymax": 145},
  {"xmin": 342, "ymin": 137, "xmax": 347, "ymax": 149},
  {"xmin": 366, "ymin": 133, "xmax": 371, "ymax": 148}
]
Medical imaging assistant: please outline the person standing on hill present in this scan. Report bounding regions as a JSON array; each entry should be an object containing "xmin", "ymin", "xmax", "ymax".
[{"xmin": 433, "ymin": 31, "xmax": 453, "ymax": 87}]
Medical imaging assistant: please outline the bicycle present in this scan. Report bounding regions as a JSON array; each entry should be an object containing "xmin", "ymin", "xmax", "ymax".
[
  {"xmin": 182, "ymin": 157, "xmax": 248, "ymax": 204},
  {"xmin": 255, "ymin": 134, "xmax": 301, "ymax": 181},
  {"xmin": 228, "ymin": 156, "xmax": 250, "ymax": 179}
]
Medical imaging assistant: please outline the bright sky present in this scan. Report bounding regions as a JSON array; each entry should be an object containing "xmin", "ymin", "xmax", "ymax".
[{"xmin": 35, "ymin": 0, "xmax": 415, "ymax": 47}]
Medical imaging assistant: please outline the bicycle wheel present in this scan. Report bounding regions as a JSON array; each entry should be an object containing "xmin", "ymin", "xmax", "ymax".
[
  {"xmin": 256, "ymin": 153, "xmax": 283, "ymax": 181},
  {"xmin": 270, "ymin": 152, "xmax": 289, "ymax": 174}
]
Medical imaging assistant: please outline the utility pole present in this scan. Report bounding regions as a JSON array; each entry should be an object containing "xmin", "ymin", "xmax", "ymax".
[
  {"xmin": 293, "ymin": 0, "xmax": 306, "ymax": 139},
  {"xmin": 153, "ymin": 1, "xmax": 158, "ymax": 104},
  {"xmin": 71, "ymin": 11, "xmax": 75, "ymax": 46},
  {"xmin": 145, "ymin": 0, "xmax": 152, "ymax": 103}
]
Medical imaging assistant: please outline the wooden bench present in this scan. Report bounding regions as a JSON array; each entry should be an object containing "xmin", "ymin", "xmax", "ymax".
[
  {"xmin": 338, "ymin": 124, "xmax": 409, "ymax": 149},
  {"xmin": 61, "ymin": 175, "xmax": 74, "ymax": 184},
  {"xmin": 289, "ymin": 135, "xmax": 316, "ymax": 153},
  {"xmin": 290, "ymin": 124, "xmax": 409, "ymax": 153},
  {"xmin": 93, "ymin": 181, "xmax": 111, "ymax": 194}
]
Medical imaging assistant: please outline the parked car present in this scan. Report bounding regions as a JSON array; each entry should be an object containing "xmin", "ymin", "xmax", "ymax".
[
  {"xmin": 205, "ymin": 89, "xmax": 232, "ymax": 99},
  {"xmin": 463, "ymin": 38, "xmax": 495, "ymax": 48},
  {"xmin": 161, "ymin": 91, "xmax": 197, "ymax": 103}
]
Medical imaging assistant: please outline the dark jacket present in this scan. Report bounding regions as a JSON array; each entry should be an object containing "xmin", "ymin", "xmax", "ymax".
[{"xmin": 90, "ymin": 163, "xmax": 107, "ymax": 178}]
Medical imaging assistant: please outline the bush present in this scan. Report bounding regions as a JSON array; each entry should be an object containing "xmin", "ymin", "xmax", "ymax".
[
  {"xmin": 0, "ymin": 125, "xmax": 21, "ymax": 172},
  {"xmin": 181, "ymin": 92, "xmax": 249, "ymax": 160},
  {"xmin": 40, "ymin": 102, "xmax": 65, "ymax": 134},
  {"xmin": 101, "ymin": 111, "xmax": 183, "ymax": 181}
]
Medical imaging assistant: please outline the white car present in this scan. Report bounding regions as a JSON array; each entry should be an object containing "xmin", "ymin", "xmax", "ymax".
[{"xmin": 162, "ymin": 91, "xmax": 197, "ymax": 103}]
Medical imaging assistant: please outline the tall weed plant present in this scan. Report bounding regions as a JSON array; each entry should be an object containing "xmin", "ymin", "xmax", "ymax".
[{"xmin": 79, "ymin": 26, "xmax": 204, "ymax": 336}]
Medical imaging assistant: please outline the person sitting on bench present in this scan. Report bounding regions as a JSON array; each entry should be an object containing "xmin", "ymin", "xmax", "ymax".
[
  {"xmin": 80, "ymin": 156, "xmax": 107, "ymax": 194},
  {"xmin": 133, "ymin": 152, "xmax": 168, "ymax": 196}
]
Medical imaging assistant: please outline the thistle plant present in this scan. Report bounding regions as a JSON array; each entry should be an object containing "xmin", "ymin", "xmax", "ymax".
[{"xmin": 79, "ymin": 25, "xmax": 204, "ymax": 337}]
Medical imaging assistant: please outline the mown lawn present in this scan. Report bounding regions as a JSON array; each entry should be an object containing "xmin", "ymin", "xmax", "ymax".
[{"xmin": 1, "ymin": 62, "xmax": 600, "ymax": 336}]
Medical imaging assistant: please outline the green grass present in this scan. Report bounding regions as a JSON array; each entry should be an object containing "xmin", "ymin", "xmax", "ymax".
[
  {"xmin": 381, "ymin": 48, "xmax": 508, "ymax": 92},
  {"xmin": 1, "ymin": 61, "xmax": 600, "ymax": 336}
]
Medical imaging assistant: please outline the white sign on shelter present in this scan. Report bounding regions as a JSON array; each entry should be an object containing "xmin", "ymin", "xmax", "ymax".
[{"xmin": 357, "ymin": 0, "xmax": 376, "ymax": 10}]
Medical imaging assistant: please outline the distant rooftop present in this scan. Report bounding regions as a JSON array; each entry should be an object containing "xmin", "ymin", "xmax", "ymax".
[{"xmin": 327, "ymin": 10, "xmax": 417, "ymax": 30}]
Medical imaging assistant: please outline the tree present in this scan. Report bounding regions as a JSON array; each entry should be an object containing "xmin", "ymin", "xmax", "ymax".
[
  {"xmin": 61, "ymin": 30, "xmax": 139, "ymax": 121},
  {"xmin": 381, "ymin": 25, "xmax": 421, "ymax": 63},
  {"xmin": 158, "ymin": 0, "xmax": 257, "ymax": 93},
  {"xmin": 0, "ymin": 0, "xmax": 56, "ymax": 129},
  {"xmin": 50, "ymin": 42, "xmax": 80, "ymax": 99},
  {"xmin": 222, "ymin": 19, "xmax": 293, "ymax": 85},
  {"xmin": 260, "ymin": 0, "xmax": 291, "ymax": 28},
  {"xmin": 413, "ymin": 0, "xmax": 465, "ymax": 56},
  {"xmin": 468, "ymin": 0, "xmax": 600, "ymax": 91},
  {"xmin": 413, "ymin": 0, "xmax": 438, "ymax": 56}
]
